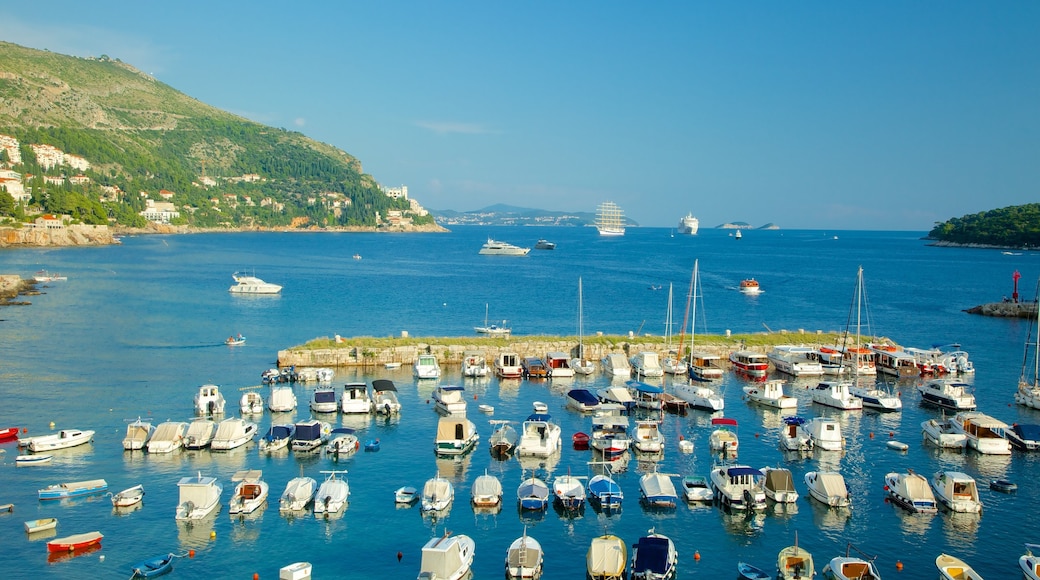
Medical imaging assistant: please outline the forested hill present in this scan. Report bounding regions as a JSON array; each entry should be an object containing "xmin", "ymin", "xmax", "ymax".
[
  {"xmin": 928, "ymin": 203, "xmax": 1040, "ymax": 248},
  {"xmin": 0, "ymin": 41, "xmax": 430, "ymax": 229}
]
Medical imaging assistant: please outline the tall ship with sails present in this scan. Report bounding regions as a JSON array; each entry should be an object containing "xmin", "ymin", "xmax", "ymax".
[
  {"xmin": 595, "ymin": 201, "xmax": 626, "ymax": 236},
  {"xmin": 678, "ymin": 213, "xmax": 699, "ymax": 234}
]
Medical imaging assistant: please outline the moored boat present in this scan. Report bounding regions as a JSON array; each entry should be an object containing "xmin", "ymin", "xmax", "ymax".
[
  {"xmin": 372, "ymin": 379, "xmax": 402, "ymax": 415},
  {"xmin": 505, "ymin": 528, "xmax": 543, "ymax": 579},
  {"xmin": 803, "ymin": 417, "xmax": 845, "ymax": 451},
  {"xmin": 566, "ymin": 388, "xmax": 601, "ymax": 413},
  {"xmin": 587, "ymin": 473, "xmax": 624, "ymax": 510},
  {"xmin": 122, "ymin": 418, "xmax": 154, "ymax": 451},
  {"xmin": 341, "ymin": 382, "xmax": 373, "ymax": 414},
  {"xmin": 811, "ymin": 381, "xmax": 863, "ymax": 410},
  {"xmin": 259, "ymin": 423, "xmax": 295, "ymax": 453},
  {"xmin": 517, "ymin": 476, "xmax": 550, "ymax": 511},
  {"xmin": 46, "ymin": 531, "xmax": 102, "ymax": 553},
  {"xmin": 779, "ymin": 416, "xmax": 813, "ymax": 452},
  {"xmin": 210, "ymin": 417, "xmax": 257, "ymax": 451},
  {"xmin": 24, "ymin": 517, "xmax": 58, "ymax": 534},
  {"xmin": 432, "ymin": 385, "xmax": 467, "ymax": 414},
  {"xmin": 759, "ymin": 466, "xmax": 799, "ymax": 503},
  {"xmin": 417, "ymin": 533, "xmax": 475, "ymax": 580},
  {"xmin": 239, "ymin": 390, "xmax": 264, "ymax": 415},
  {"xmin": 28, "ymin": 429, "xmax": 94, "ymax": 452},
  {"xmin": 737, "ymin": 562, "xmax": 771, "ymax": 580},
  {"xmin": 228, "ymin": 469, "xmax": 268, "ymax": 515},
  {"xmin": 639, "ymin": 471, "xmax": 678, "ymax": 508},
  {"xmin": 461, "ymin": 350, "xmax": 491, "ymax": 377},
  {"xmin": 182, "ymin": 419, "xmax": 217, "ymax": 450},
  {"xmin": 516, "ymin": 411, "xmax": 562, "ymax": 457},
  {"xmin": 313, "ymin": 470, "xmax": 350, "ymax": 518},
  {"xmin": 267, "ymin": 385, "xmax": 297, "ymax": 412},
  {"xmin": 587, "ymin": 534, "xmax": 627, "ymax": 580},
  {"xmin": 730, "ymin": 350, "xmax": 769, "ymax": 377},
  {"xmin": 395, "ymin": 486, "xmax": 419, "ymax": 505},
  {"xmin": 471, "ymin": 470, "xmax": 503, "ymax": 507},
  {"xmin": 849, "ymin": 383, "xmax": 902, "ymax": 412},
  {"xmin": 279, "ymin": 476, "xmax": 317, "ymax": 512},
  {"xmin": 229, "ymin": 272, "xmax": 282, "ymax": 294},
  {"xmin": 495, "ymin": 352, "xmax": 524, "ymax": 379},
  {"xmin": 936, "ymin": 553, "xmax": 984, "ymax": 580},
  {"xmin": 743, "ymin": 379, "xmax": 798, "ymax": 409},
  {"xmin": 310, "ymin": 386, "xmax": 338, "ymax": 413},
  {"xmin": 767, "ymin": 345, "xmax": 825, "ymax": 376},
  {"xmin": 291, "ymin": 419, "xmax": 330, "ymax": 453},
  {"xmin": 629, "ymin": 528, "xmax": 677, "ymax": 580},
  {"xmin": 16, "ymin": 454, "xmax": 52, "ymax": 466},
  {"xmin": 930, "ymin": 470, "xmax": 982, "ymax": 513},
  {"xmin": 1020, "ymin": 543, "xmax": 1040, "ymax": 580},
  {"xmin": 175, "ymin": 472, "xmax": 222, "ymax": 520},
  {"xmin": 326, "ymin": 428, "xmax": 360, "ymax": 457},
  {"xmin": 681, "ymin": 475, "xmax": 714, "ymax": 503},
  {"xmin": 917, "ymin": 378, "xmax": 976, "ymax": 411},
  {"xmin": 489, "ymin": 421, "xmax": 518, "ymax": 456},
  {"xmin": 884, "ymin": 470, "xmax": 937, "ymax": 513},
  {"xmin": 821, "ymin": 553, "xmax": 881, "ymax": 580},
  {"xmin": 0, "ymin": 426, "xmax": 19, "ymax": 442},
  {"xmin": 111, "ymin": 484, "xmax": 145, "ymax": 507},
  {"xmin": 38, "ymin": 479, "xmax": 108, "ymax": 501},
  {"xmin": 708, "ymin": 417, "xmax": 739, "ymax": 454},
  {"xmin": 130, "ymin": 552, "xmax": 175, "ymax": 578},
  {"xmin": 709, "ymin": 464, "xmax": 766, "ymax": 511},
  {"xmin": 804, "ymin": 471, "xmax": 850, "ymax": 507},
  {"xmin": 633, "ymin": 420, "xmax": 665, "ymax": 453},
  {"xmin": 777, "ymin": 540, "xmax": 814, "ymax": 580},
  {"xmin": 948, "ymin": 411, "xmax": 1012, "ymax": 455},
  {"xmin": 413, "ymin": 354, "xmax": 441, "ymax": 380},
  {"xmin": 921, "ymin": 416, "xmax": 967, "ymax": 449},
  {"xmin": 434, "ymin": 416, "xmax": 479, "ymax": 456},
  {"xmin": 421, "ymin": 473, "xmax": 454, "ymax": 513},
  {"xmin": 552, "ymin": 473, "xmax": 586, "ymax": 511},
  {"xmin": 194, "ymin": 384, "xmax": 226, "ymax": 416}
]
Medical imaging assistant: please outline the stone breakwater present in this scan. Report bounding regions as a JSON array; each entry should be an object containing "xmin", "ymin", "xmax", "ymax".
[{"xmin": 964, "ymin": 301, "xmax": 1039, "ymax": 318}]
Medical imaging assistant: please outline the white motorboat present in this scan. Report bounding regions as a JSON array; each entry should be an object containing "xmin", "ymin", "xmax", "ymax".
[
  {"xmin": 673, "ymin": 381, "xmax": 724, "ymax": 411},
  {"xmin": 147, "ymin": 421, "xmax": 187, "ymax": 453},
  {"xmin": 417, "ymin": 533, "xmax": 475, "ymax": 580},
  {"xmin": 395, "ymin": 486, "xmax": 419, "ymax": 505},
  {"xmin": 802, "ymin": 417, "xmax": 845, "ymax": 451},
  {"xmin": 552, "ymin": 473, "xmax": 587, "ymax": 511},
  {"xmin": 505, "ymin": 528, "xmax": 543, "ymax": 579},
  {"xmin": 779, "ymin": 416, "xmax": 814, "ymax": 452},
  {"xmin": 545, "ymin": 351, "xmax": 575, "ymax": 378},
  {"xmin": 709, "ymin": 464, "xmax": 766, "ymax": 511},
  {"xmin": 194, "ymin": 384, "xmax": 226, "ymax": 416},
  {"xmin": 777, "ymin": 541, "xmax": 815, "ymax": 580},
  {"xmin": 421, "ymin": 474, "xmax": 454, "ymax": 513},
  {"xmin": 630, "ymin": 529, "xmax": 677, "ymax": 580},
  {"xmin": 259, "ymin": 423, "xmax": 295, "ymax": 453},
  {"xmin": 183, "ymin": 419, "xmax": 217, "ymax": 450},
  {"xmin": 708, "ymin": 417, "xmax": 739, "ymax": 454},
  {"xmin": 228, "ymin": 470, "xmax": 268, "ymax": 515},
  {"xmin": 33, "ymin": 269, "xmax": 67, "ymax": 282},
  {"xmin": 434, "ymin": 416, "xmax": 479, "ymax": 456},
  {"xmin": 313, "ymin": 470, "xmax": 350, "ymax": 518},
  {"xmin": 1020, "ymin": 544, "xmax": 1040, "ymax": 580},
  {"xmin": 743, "ymin": 379, "xmax": 798, "ymax": 409},
  {"xmin": 432, "ymin": 385, "xmax": 467, "ymax": 414},
  {"xmin": 122, "ymin": 418, "xmax": 154, "ymax": 451},
  {"xmin": 268, "ymin": 385, "xmax": 297, "ymax": 412},
  {"xmin": 278, "ymin": 476, "xmax": 317, "ymax": 512},
  {"xmin": 517, "ymin": 477, "xmax": 550, "ymax": 511},
  {"xmin": 228, "ymin": 272, "xmax": 282, "ymax": 294},
  {"xmin": 516, "ymin": 411, "xmax": 562, "ymax": 457},
  {"xmin": 681, "ymin": 475, "xmax": 714, "ymax": 503},
  {"xmin": 27, "ymin": 428, "xmax": 94, "ymax": 452},
  {"xmin": 595, "ymin": 201, "xmax": 626, "ymax": 236},
  {"xmin": 292, "ymin": 420, "xmax": 330, "ymax": 452},
  {"xmin": 310, "ymin": 386, "xmax": 338, "ymax": 413},
  {"xmin": 600, "ymin": 353, "xmax": 631, "ymax": 376},
  {"xmin": 930, "ymin": 470, "xmax": 982, "ymax": 513},
  {"xmin": 461, "ymin": 350, "xmax": 491, "ymax": 377},
  {"xmin": 918, "ymin": 378, "xmax": 977, "ymax": 411},
  {"xmin": 949, "ymin": 411, "xmax": 1012, "ymax": 455},
  {"xmin": 630, "ymin": 351, "xmax": 664, "ymax": 378},
  {"xmin": 633, "ymin": 420, "xmax": 665, "ymax": 453},
  {"xmin": 811, "ymin": 381, "xmax": 863, "ymax": 410},
  {"xmin": 489, "ymin": 421, "xmax": 518, "ymax": 456},
  {"xmin": 587, "ymin": 534, "xmax": 627, "ymax": 580},
  {"xmin": 759, "ymin": 466, "xmax": 799, "ymax": 503},
  {"xmin": 589, "ymin": 409, "xmax": 631, "ymax": 458},
  {"xmin": 885, "ymin": 470, "xmax": 937, "ymax": 513},
  {"xmin": 767, "ymin": 345, "xmax": 825, "ymax": 377},
  {"xmin": 297, "ymin": 367, "xmax": 334, "ymax": 383},
  {"xmin": 372, "ymin": 379, "xmax": 402, "ymax": 415},
  {"xmin": 936, "ymin": 553, "xmax": 984, "ymax": 580},
  {"xmin": 16, "ymin": 454, "xmax": 52, "ymax": 466},
  {"xmin": 413, "ymin": 354, "xmax": 441, "ymax": 380},
  {"xmin": 495, "ymin": 351, "xmax": 524, "ymax": 379},
  {"xmin": 110, "ymin": 484, "xmax": 145, "ymax": 507},
  {"xmin": 340, "ymin": 382, "xmax": 373, "ymax": 414},
  {"xmin": 239, "ymin": 390, "xmax": 264, "ymax": 414},
  {"xmin": 210, "ymin": 418, "xmax": 257, "ymax": 451},
  {"xmin": 479, "ymin": 238, "xmax": 530, "ymax": 256},
  {"xmin": 567, "ymin": 388, "xmax": 601, "ymax": 413},
  {"xmin": 814, "ymin": 347, "xmax": 849, "ymax": 375},
  {"xmin": 596, "ymin": 386, "xmax": 636, "ymax": 411},
  {"xmin": 175, "ymin": 471, "xmax": 222, "ymax": 520},
  {"xmin": 850, "ymin": 383, "xmax": 902, "ymax": 412},
  {"xmin": 639, "ymin": 471, "xmax": 678, "ymax": 508},
  {"xmin": 729, "ymin": 350, "xmax": 769, "ymax": 377},
  {"xmin": 921, "ymin": 417, "xmax": 968, "ymax": 449},
  {"xmin": 804, "ymin": 471, "xmax": 850, "ymax": 507},
  {"xmin": 326, "ymin": 427, "xmax": 360, "ymax": 457},
  {"xmin": 821, "ymin": 555, "xmax": 881, "ymax": 580},
  {"xmin": 471, "ymin": 470, "xmax": 503, "ymax": 507}
]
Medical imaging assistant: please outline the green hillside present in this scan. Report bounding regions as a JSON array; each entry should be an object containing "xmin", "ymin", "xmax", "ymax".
[
  {"xmin": 0, "ymin": 41, "xmax": 430, "ymax": 229},
  {"xmin": 928, "ymin": 203, "xmax": 1040, "ymax": 248}
]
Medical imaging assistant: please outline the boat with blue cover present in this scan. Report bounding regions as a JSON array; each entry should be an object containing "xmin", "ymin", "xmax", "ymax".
[
  {"xmin": 566, "ymin": 388, "xmax": 601, "ymax": 412},
  {"xmin": 258, "ymin": 423, "xmax": 295, "ymax": 453},
  {"xmin": 626, "ymin": 380, "xmax": 664, "ymax": 410},
  {"xmin": 629, "ymin": 528, "xmax": 677, "ymax": 580},
  {"xmin": 130, "ymin": 553, "xmax": 175, "ymax": 578},
  {"xmin": 517, "ymin": 477, "xmax": 549, "ymax": 511},
  {"xmin": 38, "ymin": 479, "xmax": 108, "ymax": 501},
  {"xmin": 587, "ymin": 473, "xmax": 624, "ymax": 510}
]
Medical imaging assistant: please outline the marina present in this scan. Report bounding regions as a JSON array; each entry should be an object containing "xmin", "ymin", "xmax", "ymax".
[{"xmin": 0, "ymin": 227, "xmax": 1037, "ymax": 579}]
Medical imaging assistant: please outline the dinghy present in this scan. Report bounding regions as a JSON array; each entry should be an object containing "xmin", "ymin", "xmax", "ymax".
[
  {"xmin": 130, "ymin": 553, "xmax": 175, "ymax": 578},
  {"xmin": 111, "ymin": 484, "xmax": 145, "ymax": 507}
]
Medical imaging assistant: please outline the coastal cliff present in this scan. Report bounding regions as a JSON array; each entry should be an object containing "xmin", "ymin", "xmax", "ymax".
[{"xmin": 0, "ymin": 224, "xmax": 115, "ymax": 247}]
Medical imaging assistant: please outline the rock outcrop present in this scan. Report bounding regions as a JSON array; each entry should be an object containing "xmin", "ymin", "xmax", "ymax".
[
  {"xmin": 0, "ymin": 224, "xmax": 115, "ymax": 247},
  {"xmin": 964, "ymin": 302, "xmax": 1038, "ymax": 318}
]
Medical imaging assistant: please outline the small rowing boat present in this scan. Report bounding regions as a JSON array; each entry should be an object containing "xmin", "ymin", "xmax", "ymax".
[
  {"xmin": 130, "ymin": 552, "xmax": 175, "ymax": 578},
  {"xmin": 111, "ymin": 484, "xmax": 145, "ymax": 507},
  {"xmin": 25, "ymin": 518, "xmax": 58, "ymax": 534},
  {"xmin": 16, "ymin": 454, "xmax": 52, "ymax": 466},
  {"xmin": 46, "ymin": 531, "xmax": 103, "ymax": 552}
]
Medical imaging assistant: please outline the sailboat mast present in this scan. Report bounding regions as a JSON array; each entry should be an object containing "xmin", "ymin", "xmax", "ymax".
[
  {"xmin": 665, "ymin": 283, "xmax": 674, "ymax": 347},
  {"xmin": 577, "ymin": 277, "xmax": 584, "ymax": 359},
  {"xmin": 677, "ymin": 260, "xmax": 697, "ymax": 365}
]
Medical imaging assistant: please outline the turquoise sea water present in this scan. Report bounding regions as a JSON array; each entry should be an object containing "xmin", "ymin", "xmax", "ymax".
[{"xmin": 0, "ymin": 227, "xmax": 1038, "ymax": 579}]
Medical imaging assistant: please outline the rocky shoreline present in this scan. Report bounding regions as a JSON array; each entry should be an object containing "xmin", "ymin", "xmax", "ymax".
[
  {"xmin": 964, "ymin": 301, "xmax": 1038, "ymax": 318},
  {"xmin": 0, "ymin": 275, "xmax": 37, "ymax": 305}
]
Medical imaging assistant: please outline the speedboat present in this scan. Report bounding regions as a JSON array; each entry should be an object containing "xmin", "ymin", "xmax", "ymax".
[
  {"xmin": 930, "ymin": 470, "xmax": 982, "ymax": 513},
  {"xmin": 552, "ymin": 473, "xmax": 586, "ymax": 511},
  {"xmin": 673, "ymin": 381, "xmax": 724, "ymax": 411},
  {"xmin": 413, "ymin": 354, "xmax": 441, "ymax": 380},
  {"xmin": 821, "ymin": 555, "xmax": 881, "ymax": 580},
  {"xmin": 709, "ymin": 464, "xmax": 766, "ymax": 511},
  {"xmin": 948, "ymin": 411, "xmax": 1012, "ymax": 455},
  {"xmin": 779, "ymin": 416, "xmax": 813, "ymax": 452},
  {"xmin": 417, "ymin": 533, "xmax": 475, "ymax": 580},
  {"xmin": 630, "ymin": 351, "xmax": 664, "ymax": 378},
  {"xmin": 767, "ymin": 345, "xmax": 825, "ymax": 376},
  {"xmin": 633, "ymin": 420, "xmax": 665, "ymax": 453},
  {"xmin": 921, "ymin": 416, "xmax": 967, "ymax": 448},
  {"xmin": 278, "ymin": 476, "xmax": 317, "ymax": 512},
  {"xmin": 27, "ymin": 428, "xmax": 94, "ymax": 452},
  {"xmin": 802, "ymin": 417, "xmax": 845, "ymax": 451},
  {"xmin": 325, "ymin": 428, "xmax": 360, "ymax": 457},
  {"xmin": 395, "ymin": 486, "xmax": 419, "ymax": 505},
  {"xmin": 804, "ymin": 471, "xmax": 850, "ymax": 507},
  {"xmin": 759, "ymin": 466, "xmax": 799, "ymax": 503},
  {"xmin": 590, "ymin": 411, "xmax": 631, "ymax": 458},
  {"xmin": 175, "ymin": 472, "xmax": 222, "ymax": 520},
  {"xmin": 239, "ymin": 390, "xmax": 264, "ymax": 414},
  {"xmin": 434, "ymin": 416, "xmax": 479, "ymax": 456},
  {"xmin": 639, "ymin": 471, "xmax": 678, "ymax": 508},
  {"xmin": 629, "ymin": 529, "xmax": 677, "ymax": 580},
  {"xmin": 587, "ymin": 474, "xmax": 624, "ymax": 510},
  {"xmin": 489, "ymin": 421, "xmax": 518, "ymax": 456},
  {"xmin": 849, "ymin": 383, "xmax": 902, "ymax": 411},
  {"xmin": 567, "ymin": 388, "xmax": 601, "ymax": 413},
  {"xmin": 739, "ymin": 278, "xmax": 761, "ymax": 294},
  {"xmin": 1002, "ymin": 423, "xmax": 1040, "ymax": 451},
  {"xmin": 587, "ymin": 535, "xmax": 627, "ymax": 580},
  {"xmin": 811, "ymin": 381, "xmax": 863, "ymax": 410},
  {"xmin": 936, "ymin": 553, "xmax": 984, "ymax": 580},
  {"xmin": 267, "ymin": 385, "xmax": 297, "ymax": 412},
  {"xmin": 777, "ymin": 541, "xmax": 814, "ymax": 580},
  {"xmin": 310, "ymin": 386, "xmax": 338, "ymax": 413},
  {"xmin": 228, "ymin": 470, "xmax": 268, "ymax": 515},
  {"xmin": 340, "ymin": 382, "xmax": 373, "ymax": 414},
  {"xmin": 478, "ymin": 237, "xmax": 530, "ymax": 255},
  {"xmin": 228, "ymin": 272, "xmax": 281, "ymax": 294},
  {"xmin": 313, "ymin": 470, "xmax": 349, "ymax": 518},
  {"xmin": 461, "ymin": 350, "xmax": 491, "ymax": 377},
  {"xmin": 471, "ymin": 470, "xmax": 503, "ymax": 507},
  {"xmin": 183, "ymin": 419, "xmax": 217, "ymax": 450},
  {"xmin": 517, "ymin": 477, "xmax": 550, "ymax": 511},
  {"xmin": 743, "ymin": 379, "xmax": 798, "ymax": 409},
  {"xmin": 292, "ymin": 420, "xmax": 330, "ymax": 452},
  {"xmin": 210, "ymin": 418, "xmax": 257, "ymax": 451},
  {"xmin": 505, "ymin": 528, "xmax": 543, "ymax": 579},
  {"xmin": 122, "ymin": 418, "xmax": 154, "ymax": 451},
  {"xmin": 421, "ymin": 474, "xmax": 454, "ymax": 513},
  {"xmin": 918, "ymin": 378, "xmax": 976, "ymax": 411},
  {"xmin": 516, "ymin": 412, "xmax": 562, "ymax": 457},
  {"xmin": 1020, "ymin": 544, "xmax": 1040, "ymax": 580},
  {"xmin": 681, "ymin": 475, "xmax": 714, "ymax": 503},
  {"xmin": 33, "ymin": 269, "xmax": 67, "ymax": 283},
  {"xmin": 258, "ymin": 423, "xmax": 295, "ymax": 453},
  {"xmin": 194, "ymin": 384, "xmax": 226, "ymax": 416},
  {"xmin": 884, "ymin": 470, "xmax": 937, "ymax": 513},
  {"xmin": 709, "ymin": 417, "xmax": 739, "ymax": 454},
  {"xmin": 225, "ymin": 334, "xmax": 245, "ymax": 346},
  {"xmin": 729, "ymin": 350, "xmax": 769, "ymax": 377},
  {"xmin": 534, "ymin": 238, "xmax": 556, "ymax": 249},
  {"xmin": 372, "ymin": 379, "xmax": 402, "ymax": 415},
  {"xmin": 111, "ymin": 484, "xmax": 145, "ymax": 508},
  {"xmin": 38, "ymin": 479, "xmax": 109, "ymax": 500},
  {"xmin": 147, "ymin": 421, "xmax": 187, "ymax": 453},
  {"xmin": 432, "ymin": 385, "xmax": 467, "ymax": 414}
]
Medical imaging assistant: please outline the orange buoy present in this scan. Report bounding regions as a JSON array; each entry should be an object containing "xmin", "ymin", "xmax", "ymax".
[
  {"xmin": 694, "ymin": 550, "xmax": 701, "ymax": 561},
  {"xmin": 253, "ymin": 574, "xmax": 259, "ymax": 580},
  {"xmin": 22, "ymin": 427, "xmax": 27, "ymax": 433},
  {"xmin": 473, "ymin": 394, "xmax": 477, "ymax": 400},
  {"xmin": 869, "ymin": 432, "xmax": 874, "ymax": 439},
  {"xmin": 189, "ymin": 550, "xmax": 195, "ymax": 558},
  {"xmin": 679, "ymin": 435, "xmax": 684, "ymax": 440},
  {"xmin": 889, "ymin": 431, "xmax": 894, "ymax": 438},
  {"xmin": 896, "ymin": 560, "xmax": 903, "ymax": 571}
]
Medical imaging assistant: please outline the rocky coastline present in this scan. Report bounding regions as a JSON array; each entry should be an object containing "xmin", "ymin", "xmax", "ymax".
[
  {"xmin": 964, "ymin": 301, "xmax": 1038, "ymax": 318},
  {"xmin": 0, "ymin": 275, "xmax": 37, "ymax": 305}
]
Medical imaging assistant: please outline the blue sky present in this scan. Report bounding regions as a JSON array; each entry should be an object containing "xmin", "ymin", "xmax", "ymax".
[{"xmin": 1, "ymin": 2, "xmax": 1037, "ymax": 230}]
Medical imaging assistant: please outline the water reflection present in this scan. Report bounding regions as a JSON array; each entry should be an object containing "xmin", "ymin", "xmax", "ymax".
[
  {"xmin": 806, "ymin": 499, "xmax": 851, "ymax": 532},
  {"xmin": 435, "ymin": 453, "xmax": 474, "ymax": 483},
  {"xmin": 177, "ymin": 509, "xmax": 220, "ymax": 550},
  {"xmin": 941, "ymin": 511, "xmax": 981, "ymax": 546},
  {"xmin": 718, "ymin": 506, "xmax": 766, "ymax": 536}
]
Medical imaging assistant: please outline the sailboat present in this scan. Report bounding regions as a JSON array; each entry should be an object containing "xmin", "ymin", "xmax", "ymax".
[
  {"xmin": 595, "ymin": 201, "xmax": 625, "ymax": 236},
  {"xmin": 674, "ymin": 260, "xmax": 725, "ymax": 410},
  {"xmin": 1016, "ymin": 278, "xmax": 1040, "ymax": 409},
  {"xmin": 474, "ymin": 303, "xmax": 511, "ymax": 336},
  {"xmin": 662, "ymin": 283, "xmax": 688, "ymax": 375},
  {"xmin": 838, "ymin": 266, "xmax": 877, "ymax": 377},
  {"xmin": 571, "ymin": 277, "xmax": 596, "ymax": 375}
]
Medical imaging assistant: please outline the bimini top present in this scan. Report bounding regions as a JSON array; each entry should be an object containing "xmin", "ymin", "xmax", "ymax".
[
  {"xmin": 783, "ymin": 416, "xmax": 807, "ymax": 426},
  {"xmin": 726, "ymin": 467, "xmax": 762, "ymax": 478},
  {"xmin": 372, "ymin": 379, "xmax": 397, "ymax": 393},
  {"xmin": 626, "ymin": 380, "xmax": 664, "ymax": 394},
  {"xmin": 1013, "ymin": 423, "xmax": 1040, "ymax": 440},
  {"xmin": 438, "ymin": 385, "xmax": 465, "ymax": 393},
  {"xmin": 525, "ymin": 413, "xmax": 553, "ymax": 422},
  {"xmin": 712, "ymin": 417, "xmax": 739, "ymax": 427}
]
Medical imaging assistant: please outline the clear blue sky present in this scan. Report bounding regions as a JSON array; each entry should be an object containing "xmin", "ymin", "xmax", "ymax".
[{"xmin": 2, "ymin": 2, "xmax": 1037, "ymax": 230}]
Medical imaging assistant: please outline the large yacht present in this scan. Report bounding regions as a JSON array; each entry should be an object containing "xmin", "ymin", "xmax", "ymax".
[
  {"xmin": 595, "ymin": 201, "xmax": 626, "ymax": 236},
  {"xmin": 228, "ymin": 272, "xmax": 282, "ymax": 294},
  {"xmin": 677, "ymin": 213, "xmax": 699, "ymax": 234},
  {"xmin": 478, "ymin": 238, "xmax": 530, "ymax": 256}
]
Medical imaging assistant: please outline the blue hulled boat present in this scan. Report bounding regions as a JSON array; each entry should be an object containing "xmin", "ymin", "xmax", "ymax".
[{"xmin": 130, "ymin": 553, "xmax": 175, "ymax": 578}]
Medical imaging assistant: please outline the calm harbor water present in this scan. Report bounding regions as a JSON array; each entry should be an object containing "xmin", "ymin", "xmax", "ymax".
[{"xmin": 1, "ymin": 226, "xmax": 1038, "ymax": 579}]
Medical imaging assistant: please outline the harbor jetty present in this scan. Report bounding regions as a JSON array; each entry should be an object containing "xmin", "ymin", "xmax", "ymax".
[
  {"xmin": 964, "ymin": 301, "xmax": 1038, "ymax": 318},
  {"xmin": 279, "ymin": 330, "xmax": 850, "ymax": 369}
]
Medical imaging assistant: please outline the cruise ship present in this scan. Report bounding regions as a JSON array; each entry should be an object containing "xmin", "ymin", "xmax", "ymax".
[
  {"xmin": 678, "ymin": 213, "xmax": 699, "ymax": 234},
  {"xmin": 595, "ymin": 202, "xmax": 626, "ymax": 236},
  {"xmin": 478, "ymin": 238, "xmax": 530, "ymax": 256}
]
